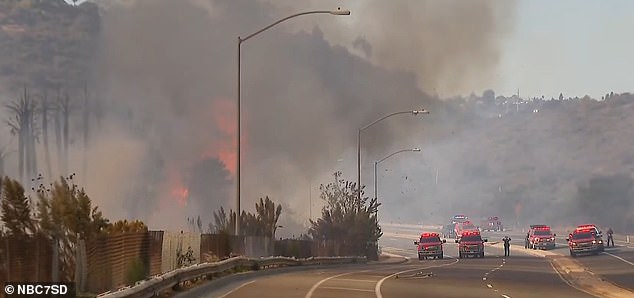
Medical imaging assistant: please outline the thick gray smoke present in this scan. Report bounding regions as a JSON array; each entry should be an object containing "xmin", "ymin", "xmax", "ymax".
[{"xmin": 86, "ymin": 0, "xmax": 517, "ymax": 233}]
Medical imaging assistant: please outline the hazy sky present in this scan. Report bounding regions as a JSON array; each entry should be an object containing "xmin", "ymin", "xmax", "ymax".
[
  {"xmin": 68, "ymin": 0, "xmax": 633, "ymax": 99},
  {"xmin": 496, "ymin": 0, "xmax": 634, "ymax": 99}
]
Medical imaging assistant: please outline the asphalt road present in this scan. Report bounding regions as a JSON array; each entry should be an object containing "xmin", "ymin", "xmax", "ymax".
[
  {"xmin": 182, "ymin": 228, "xmax": 599, "ymax": 298},
  {"xmin": 478, "ymin": 229, "xmax": 634, "ymax": 291}
]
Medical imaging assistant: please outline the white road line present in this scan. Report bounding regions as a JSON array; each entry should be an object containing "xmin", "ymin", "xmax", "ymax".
[
  {"xmin": 483, "ymin": 277, "xmax": 487, "ymax": 281},
  {"xmin": 502, "ymin": 294, "xmax": 512, "ymax": 298},
  {"xmin": 217, "ymin": 280, "xmax": 256, "ymax": 298},
  {"xmin": 320, "ymin": 286, "xmax": 374, "ymax": 292},
  {"xmin": 334, "ymin": 278, "xmax": 376, "ymax": 283},
  {"xmin": 304, "ymin": 270, "xmax": 367, "ymax": 298},
  {"xmin": 603, "ymin": 252, "xmax": 634, "ymax": 266},
  {"xmin": 487, "ymin": 284, "xmax": 493, "ymax": 288},
  {"xmin": 375, "ymin": 259, "xmax": 460, "ymax": 298}
]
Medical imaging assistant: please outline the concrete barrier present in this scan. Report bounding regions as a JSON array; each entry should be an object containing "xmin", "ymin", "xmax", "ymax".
[{"xmin": 96, "ymin": 256, "xmax": 366, "ymax": 298}]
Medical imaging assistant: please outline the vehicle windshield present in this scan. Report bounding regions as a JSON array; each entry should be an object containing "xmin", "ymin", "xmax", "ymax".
[
  {"xmin": 461, "ymin": 235, "xmax": 482, "ymax": 242},
  {"xmin": 533, "ymin": 230, "xmax": 551, "ymax": 236},
  {"xmin": 420, "ymin": 237, "xmax": 441, "ymax": 243},
  {"xmin": 572, "ymin": 232, "xmax": 594, "ymax": 240},
  {"xmin": 462, "ymin": 224, "xmax": 476, "ymax": 230}
]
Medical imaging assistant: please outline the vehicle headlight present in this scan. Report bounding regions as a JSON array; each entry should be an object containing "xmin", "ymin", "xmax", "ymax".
[
  {"xmin": 592, "ymin": 240, "xmax": 597, "ymax": 244},
  {"xmin": 598, "ymin": 240, "xmax": 603, "ymax": 244}
]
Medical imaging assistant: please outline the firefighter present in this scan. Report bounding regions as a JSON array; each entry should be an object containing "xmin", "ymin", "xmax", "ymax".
[
  {"xmin": 503, "ymin": 236, "xmax": 512, "ymax": 256},
  {"xmin": 525, "ymin": 232, "xmax": 530, "ymax": 248},
  {"xmin": 607, "ymin": 227, "xmax": 614, "ymax": 247}
]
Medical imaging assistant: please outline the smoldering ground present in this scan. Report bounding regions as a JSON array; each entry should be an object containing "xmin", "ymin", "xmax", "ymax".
[{"xmin": 82, "ymin": 0, "xmax": 517, "ymax": 232}]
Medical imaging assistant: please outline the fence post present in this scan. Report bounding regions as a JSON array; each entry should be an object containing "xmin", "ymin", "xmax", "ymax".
[{"xmin": 52, "ymin": 236, "xmax": 59, "ymax": 282}]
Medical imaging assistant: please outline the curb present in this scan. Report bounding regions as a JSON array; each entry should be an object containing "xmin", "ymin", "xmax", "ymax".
[{"xmin": 372, "ymin": 252, "xmax": 410, "ymax": 265}]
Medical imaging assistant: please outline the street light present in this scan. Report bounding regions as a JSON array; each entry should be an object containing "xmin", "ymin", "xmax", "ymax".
[
  {"xmin": 357, "ymin": 109, "xmax": 429, "ymax": 200},
  {"xmin": 237, "ymin": 8, "xmax": 350, "ymax": 236},
  {"xmin": 374, "ymin": 148, "xmax": 421, "ymax": 220}
]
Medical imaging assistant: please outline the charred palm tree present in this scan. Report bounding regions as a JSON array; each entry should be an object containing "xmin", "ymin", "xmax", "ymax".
[
  {"xmin": 82, "ymin": 83, "xmax": 90, "ymax": 183},
  {"xmin": 6, "ymin": 88, "xmax": 38, "ymax": 184},
  {"xmin": 40, "ymin": 90, "xmax": 53, "ymax": 179}
]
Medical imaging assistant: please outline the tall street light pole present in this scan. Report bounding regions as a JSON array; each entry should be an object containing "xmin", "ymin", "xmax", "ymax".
[
  {"xmin": 374, "ymin": 148, "xmax": 421, "ymax": 220},
  {"xmin": 237, "ymin": 8, "xmax": 350, "ymax": 236},
  {"xmin": 357, "ymin": 109, "xmax": 429, "ymax": 201}
]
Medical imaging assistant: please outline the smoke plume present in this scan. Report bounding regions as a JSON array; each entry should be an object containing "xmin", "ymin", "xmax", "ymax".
[{"xmin": 84, "ymin": 0, "xmax": 516, "ymax": 232}]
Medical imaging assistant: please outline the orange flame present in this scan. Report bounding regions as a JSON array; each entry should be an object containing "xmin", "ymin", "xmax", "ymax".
[
  {"xmin": 205, "ymin": 98, "xmax": 238, "ymax": 175},
  {"xmin": 167, "ymin": 166, "xmax": 189, "ymax": 207}
]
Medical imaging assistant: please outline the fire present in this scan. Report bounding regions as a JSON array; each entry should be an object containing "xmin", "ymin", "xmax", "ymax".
[
  {"xmin": 205, "ymin": 98, "xmax": 240, "ymax": 175},
  {"xmin": 167, "ymin": 166, "xmax": 189, "ymax": 207},
  {"xmin": 165, "ymin": 97, "xmax": 241, "ymax": 208}
]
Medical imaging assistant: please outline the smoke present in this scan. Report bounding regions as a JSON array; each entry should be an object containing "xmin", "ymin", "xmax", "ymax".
[
  {"xmin": 263, "ymin": 0, "xmax": 517, "ymax": 97},
  {"xmin": 82, "ymin": 0, "xmax": 517, "ymax": 233}
]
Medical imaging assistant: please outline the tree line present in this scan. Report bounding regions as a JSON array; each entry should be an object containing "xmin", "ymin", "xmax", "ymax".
[{"xmin": 208, "ymin": 171, "xmax": 382, "ymax": 258}]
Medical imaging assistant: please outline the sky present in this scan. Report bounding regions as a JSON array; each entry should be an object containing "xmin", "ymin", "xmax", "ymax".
[
  {"xmin": 66, "ymin": 0, "xmax": 634, "ymax": 100},
  {"xmin": 496, "ymin": 0, "xmax": 634, "ymax": 100}
]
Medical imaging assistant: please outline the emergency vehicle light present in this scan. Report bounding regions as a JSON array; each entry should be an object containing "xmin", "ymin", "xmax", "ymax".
[
  {"xmin": 576, "ymin": 224, "xmax": 596, "ymax": 230},
  {"xmin": 534, "ymin": 226, "xmax": 551, "ymax": 230},
  {"xmin": 421, "ymin": 232, "xmax": 439, "ymax": 237}
]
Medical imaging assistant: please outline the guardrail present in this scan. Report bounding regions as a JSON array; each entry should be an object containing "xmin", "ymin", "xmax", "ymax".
[{"xmin": 96, "ymin": 256, "xmax": 366, "ymax": 298}]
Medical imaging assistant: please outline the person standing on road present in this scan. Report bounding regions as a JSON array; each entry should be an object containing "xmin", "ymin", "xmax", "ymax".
[
  {"xmin": 503, "ymin": 236, "xmax": 512, "ymax": 256},
  {"xmin": 525, "ymin": 232, "xmax": 530, "ymax": 249},
  {"xmin": 607, "ymin": 227, "xmax": 614, "ymax": 247}
]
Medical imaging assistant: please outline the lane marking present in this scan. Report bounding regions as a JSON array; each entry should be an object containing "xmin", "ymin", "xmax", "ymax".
[
  {"xmin": 483, "ymin": 277, "xmax": 487, "ymax": 281},
  {"xmin": 304, "ymin": 270, "xmax": 368, "ymax": 298},
  {"xmin": 334, "ymin": 278, "xmax": 376, "ymax": 283},
  {"xmin": 217, "ymin": 280, "xmax": 256, "ymax": 298},
  {"xmin": 320, "ymin": 286, "xmax": 374, "ymax": 292},
  {"xmin": 603, "ymin": 252, "xmax": 634, "ymax": 266},
  {"xmin": 375, "ymin": 259, "xmax": 460, "ymax": 298},
  {"xmin": 502, "ymin": 295, "xmax": 512, "ymax": 298},
  {"xmin": 548, "ymin": 259, "xmax": 596, "ymax": 297},
  {"xmin": 487, "ymin": 284, "xmax": 493, "ymax": 288}
]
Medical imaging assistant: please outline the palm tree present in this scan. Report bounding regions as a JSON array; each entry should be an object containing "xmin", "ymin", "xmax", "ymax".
[{"xmin": 6, "ymin": 88, "xmax": 38, "ymax": 184}]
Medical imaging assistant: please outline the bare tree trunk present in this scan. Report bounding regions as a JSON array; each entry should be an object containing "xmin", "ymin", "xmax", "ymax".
[
  {"xmin": 63, "ymin": 92, "xmax": 70, "ymax": 176},
  {"xmin": 55, "ymin": 88, "xmax": 63, "ymax": 176},
  {"xmin": 24, "ymin": 88, "xmax": 32, "ymax": 182},
  {"xmin": 42, "ymin": 91, "xmax": 53, "ymax": 179},
  {"xmin": 82, "ymin": 83, "xmax": 89, "ymax": 183},
  {"xmin": 18, "ymin": 120, "xmax": 25, "ymax": 184},
  {"xmin": 0, "ymin": 152, "xmax": 5, "ymax": 177},
  {"xmin": 28, "ymin": 97, "xmax": 37, "ymax": 179}
]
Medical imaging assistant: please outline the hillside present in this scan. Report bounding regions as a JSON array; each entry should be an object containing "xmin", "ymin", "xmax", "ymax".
[
  {"xmin": 0, "ymin": 0, "xmax": 99, "ymax": 93},
  {"xmin": 0, "ymin": 1, "xmax": 632, "ymax": 232},
  {"xmin": 388, "ymin": 93, "xmax": 634, "ymax": 232}
]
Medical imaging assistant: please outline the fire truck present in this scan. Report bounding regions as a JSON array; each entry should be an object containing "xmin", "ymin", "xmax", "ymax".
[
  {"xmin": 527, "ymin": 225, "xmax": 556, "ymax": 250},
  {"xmin": 566, "ymin": 225, "xmax": 604, "ymax": 257},
  {"xmin": 456, "ymin": 230, "xmax": 488, "ymax": 258},
  {"xmin": 414, "ymin": 232, "xmax": 446, "ymax": 260},
  {"xmin": 481, "ymin": 216, "xmax": 503, "ymax": 232},
  {"xmin": 454, "ymin": 220, "xmax": 478, "ymax": 241}
]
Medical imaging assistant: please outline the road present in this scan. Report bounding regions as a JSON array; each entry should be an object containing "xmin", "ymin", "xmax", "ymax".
[
  {"xmin": 478, "ymin": 228, "xmax": 634, "ymax": 291},
  {"xmin": 179, "ymin": 225, "xmax": 618, "ymax": 298}
]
